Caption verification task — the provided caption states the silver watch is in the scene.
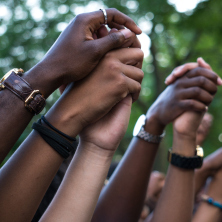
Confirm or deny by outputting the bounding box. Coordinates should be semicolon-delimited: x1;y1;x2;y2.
133;115;165;143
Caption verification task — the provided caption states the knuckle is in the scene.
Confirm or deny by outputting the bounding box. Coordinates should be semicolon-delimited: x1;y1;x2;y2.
109;32;122;45
135;49;144;61
175;79;183;88
212;86;217;94
187;100;195;109
137;69;144;82
212;73;218;82
104;51;113;60
199;76;206;86
108;60;120;73
136;83;142;92
193;87;201;96
206;95;213;104
195;67;202;75
116;73;126;86
75;14;85;22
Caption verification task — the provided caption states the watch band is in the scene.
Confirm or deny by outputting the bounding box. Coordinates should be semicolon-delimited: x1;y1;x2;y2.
137;126;165;143
1;70;46;114
168;147;203;169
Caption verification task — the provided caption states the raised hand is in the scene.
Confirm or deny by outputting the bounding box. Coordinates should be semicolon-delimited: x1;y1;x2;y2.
151;63;218;222
46;47;144;138
59;25;141;94
24;9;142;98
79;95;132;153
165;58;222;86
145;65;218;135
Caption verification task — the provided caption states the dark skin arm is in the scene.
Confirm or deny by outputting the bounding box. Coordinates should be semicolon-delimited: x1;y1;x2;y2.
0;8;141;163
92;65;218;222
151;110;206;222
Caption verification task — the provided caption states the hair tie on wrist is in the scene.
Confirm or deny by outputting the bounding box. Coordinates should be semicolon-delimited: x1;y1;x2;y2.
32;118;76;159
41;115;76;142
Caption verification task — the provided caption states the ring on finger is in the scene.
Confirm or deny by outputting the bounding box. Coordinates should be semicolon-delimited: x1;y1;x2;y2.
100;8;108;25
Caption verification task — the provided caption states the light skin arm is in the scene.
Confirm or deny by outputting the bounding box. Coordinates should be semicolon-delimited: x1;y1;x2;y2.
0;47;143;222
92;65;218;222
0;9;141;163
40;94;133;222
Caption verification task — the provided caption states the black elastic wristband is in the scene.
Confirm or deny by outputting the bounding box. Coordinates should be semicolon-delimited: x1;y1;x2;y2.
41;115;76;142
169;152;203;169
32;119;75;158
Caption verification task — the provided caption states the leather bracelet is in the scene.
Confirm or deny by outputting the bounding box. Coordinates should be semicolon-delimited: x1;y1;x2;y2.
0;69;46;114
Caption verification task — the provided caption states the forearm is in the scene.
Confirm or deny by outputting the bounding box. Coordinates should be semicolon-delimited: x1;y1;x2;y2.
151;135;196;222
92;117;163;222
0;131;64;222
0;106;81;222
192;202;222;222
194;161;212;195
193;169;222;222
40;141;114;222
0;63;60;163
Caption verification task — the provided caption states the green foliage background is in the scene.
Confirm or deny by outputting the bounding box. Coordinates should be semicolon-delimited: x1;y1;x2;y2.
1;0;222;171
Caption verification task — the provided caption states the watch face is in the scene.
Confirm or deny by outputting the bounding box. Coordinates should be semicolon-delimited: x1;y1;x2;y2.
133;114;146;137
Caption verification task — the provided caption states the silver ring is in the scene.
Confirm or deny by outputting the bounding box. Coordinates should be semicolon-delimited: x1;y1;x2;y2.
100;8;107;25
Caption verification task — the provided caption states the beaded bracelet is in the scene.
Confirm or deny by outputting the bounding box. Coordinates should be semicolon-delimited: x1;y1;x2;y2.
201;194;222;210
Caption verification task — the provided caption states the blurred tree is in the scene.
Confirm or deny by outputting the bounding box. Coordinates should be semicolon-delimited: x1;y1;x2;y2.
0;0;222;170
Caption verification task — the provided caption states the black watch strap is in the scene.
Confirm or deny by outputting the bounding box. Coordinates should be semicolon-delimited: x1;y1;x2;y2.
168;149;203;169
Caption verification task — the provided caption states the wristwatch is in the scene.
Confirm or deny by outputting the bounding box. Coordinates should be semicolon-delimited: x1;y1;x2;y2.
168;145;204;169
0;68;46;114
133;114;165;143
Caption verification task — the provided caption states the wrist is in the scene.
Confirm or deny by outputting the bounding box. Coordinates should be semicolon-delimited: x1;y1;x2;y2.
78;140;115;164
22;62;63;98
45;102;84;138
172;130;196;157
144;114;165;135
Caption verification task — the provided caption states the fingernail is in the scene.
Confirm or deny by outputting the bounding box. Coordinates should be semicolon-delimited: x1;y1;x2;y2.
217;77;222;86
120;29;132;39
205;106;208;111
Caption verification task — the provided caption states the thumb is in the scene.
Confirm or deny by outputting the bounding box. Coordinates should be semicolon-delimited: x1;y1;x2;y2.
197;57;212;70
94;29;134;56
